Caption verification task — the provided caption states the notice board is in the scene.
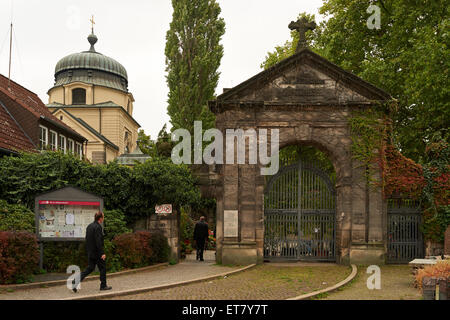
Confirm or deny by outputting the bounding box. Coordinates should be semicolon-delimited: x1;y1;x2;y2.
35;186;103;241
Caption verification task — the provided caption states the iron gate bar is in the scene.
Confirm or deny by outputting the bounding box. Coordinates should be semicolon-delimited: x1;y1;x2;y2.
264;160;336;261
387;198;423;264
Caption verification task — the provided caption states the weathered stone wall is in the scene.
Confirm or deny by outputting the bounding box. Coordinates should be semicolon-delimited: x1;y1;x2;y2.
425;240;444;257
212;104;385;265
132;211;180;262
210;48;390;266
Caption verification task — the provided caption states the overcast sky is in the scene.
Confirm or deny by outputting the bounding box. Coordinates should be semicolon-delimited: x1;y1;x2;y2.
0;0;325;138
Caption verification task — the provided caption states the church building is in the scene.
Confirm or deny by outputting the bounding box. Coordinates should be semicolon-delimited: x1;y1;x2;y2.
47;24;140;164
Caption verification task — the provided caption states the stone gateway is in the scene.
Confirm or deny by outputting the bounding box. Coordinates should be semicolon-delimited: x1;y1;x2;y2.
208;19;394;266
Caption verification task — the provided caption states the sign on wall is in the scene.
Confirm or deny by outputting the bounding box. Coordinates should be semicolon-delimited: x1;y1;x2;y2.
224;210;238;237
38;200;101;240
155;204;172;216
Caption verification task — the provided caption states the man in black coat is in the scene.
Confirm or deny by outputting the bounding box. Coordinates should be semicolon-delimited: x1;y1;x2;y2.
193;216;209;261
73;211;111;292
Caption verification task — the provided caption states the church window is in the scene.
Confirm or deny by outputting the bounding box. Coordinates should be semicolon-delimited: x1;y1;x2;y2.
72;88;86;105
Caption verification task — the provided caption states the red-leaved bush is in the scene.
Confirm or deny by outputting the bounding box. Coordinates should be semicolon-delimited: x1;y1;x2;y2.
414;260;450;290
0;231;39;284
113;231;153;269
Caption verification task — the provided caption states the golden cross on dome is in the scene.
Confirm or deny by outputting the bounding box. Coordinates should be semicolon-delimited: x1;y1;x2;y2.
90;15;95;33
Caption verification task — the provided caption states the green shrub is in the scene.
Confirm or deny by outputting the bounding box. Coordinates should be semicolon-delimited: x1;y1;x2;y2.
0;200;35;232
148;231;170;263
0;231;39;284
180;207;194;243
104;239;122;273
103;209;131;241
43;242;87;273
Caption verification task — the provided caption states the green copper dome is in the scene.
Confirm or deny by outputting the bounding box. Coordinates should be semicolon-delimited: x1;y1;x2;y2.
53;33;128;92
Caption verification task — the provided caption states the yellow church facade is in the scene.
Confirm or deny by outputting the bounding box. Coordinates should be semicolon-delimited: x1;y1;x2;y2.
47;30;140;164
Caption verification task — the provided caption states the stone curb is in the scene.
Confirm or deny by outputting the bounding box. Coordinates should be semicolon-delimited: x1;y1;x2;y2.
0;263;169;292
286;264;358;300
62;263;257;300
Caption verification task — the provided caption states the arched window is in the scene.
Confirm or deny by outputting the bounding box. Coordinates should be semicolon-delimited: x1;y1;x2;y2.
72;88;86;105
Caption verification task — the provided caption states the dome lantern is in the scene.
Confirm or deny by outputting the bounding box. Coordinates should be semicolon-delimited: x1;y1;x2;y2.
88;33;98;52
52;28;129;93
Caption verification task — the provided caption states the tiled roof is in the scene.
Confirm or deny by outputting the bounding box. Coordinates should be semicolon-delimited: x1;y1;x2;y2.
0;92;36;153
0;74;84;140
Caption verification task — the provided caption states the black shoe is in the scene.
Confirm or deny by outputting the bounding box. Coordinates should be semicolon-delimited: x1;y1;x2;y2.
72;280;78;293
100;286;112;291
200;258;204;261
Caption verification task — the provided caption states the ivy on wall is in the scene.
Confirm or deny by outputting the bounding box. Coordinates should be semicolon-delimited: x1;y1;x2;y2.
349;109;449;242
348;108;387;182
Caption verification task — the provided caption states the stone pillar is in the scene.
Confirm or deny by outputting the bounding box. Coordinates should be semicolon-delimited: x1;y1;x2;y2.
335;175;352;265
145;210;179;262
349;161;385;265
215;182;224;264
255;173;265;264
350;163;367;243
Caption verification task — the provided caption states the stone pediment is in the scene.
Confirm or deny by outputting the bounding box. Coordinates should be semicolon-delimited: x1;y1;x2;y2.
213;48;391;107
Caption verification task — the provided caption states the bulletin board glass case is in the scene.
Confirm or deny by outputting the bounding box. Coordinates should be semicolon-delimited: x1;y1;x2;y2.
35;187;104;241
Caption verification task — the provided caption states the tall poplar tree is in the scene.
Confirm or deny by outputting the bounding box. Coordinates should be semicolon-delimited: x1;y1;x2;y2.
165;0;225;134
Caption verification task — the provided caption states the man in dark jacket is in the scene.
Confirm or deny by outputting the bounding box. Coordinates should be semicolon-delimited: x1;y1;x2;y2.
73;211;111;292
193;216;209;261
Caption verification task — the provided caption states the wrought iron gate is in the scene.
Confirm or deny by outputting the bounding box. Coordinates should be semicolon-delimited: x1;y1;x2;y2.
264;160;336;261
387;198;424;263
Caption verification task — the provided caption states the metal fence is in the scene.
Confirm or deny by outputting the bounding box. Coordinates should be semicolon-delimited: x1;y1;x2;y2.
387;198;424;264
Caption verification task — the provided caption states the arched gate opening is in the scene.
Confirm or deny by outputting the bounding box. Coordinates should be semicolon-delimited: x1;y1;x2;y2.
264;147;336;261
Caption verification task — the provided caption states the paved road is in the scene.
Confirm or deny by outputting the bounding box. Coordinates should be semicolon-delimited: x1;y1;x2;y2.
0;251;238;300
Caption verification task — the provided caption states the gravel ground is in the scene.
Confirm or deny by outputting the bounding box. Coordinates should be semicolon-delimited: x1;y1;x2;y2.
108;264;351;300
321;265;422;300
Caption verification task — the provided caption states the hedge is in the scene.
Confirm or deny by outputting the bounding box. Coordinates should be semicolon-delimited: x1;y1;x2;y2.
0;231;39;284
0;200;35;233
113;231;170;268
0;152;201;223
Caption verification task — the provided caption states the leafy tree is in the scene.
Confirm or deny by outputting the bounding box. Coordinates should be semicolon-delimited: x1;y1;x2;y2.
165;0;225;135
155;124;174;158
130;157;201;220
261;2;449;162
137;129;157;157
137;126;173;158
